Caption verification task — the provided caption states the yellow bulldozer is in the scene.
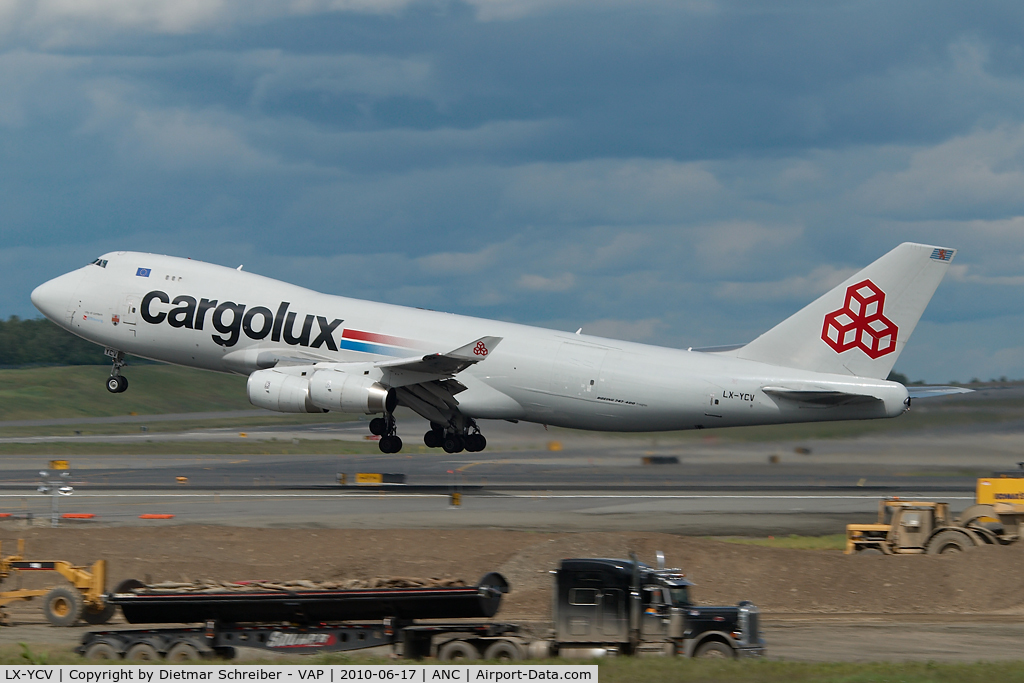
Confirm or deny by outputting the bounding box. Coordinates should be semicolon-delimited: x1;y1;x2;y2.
846;472;1024;555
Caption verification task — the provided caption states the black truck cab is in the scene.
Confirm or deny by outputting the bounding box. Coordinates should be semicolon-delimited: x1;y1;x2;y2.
554;557;764;658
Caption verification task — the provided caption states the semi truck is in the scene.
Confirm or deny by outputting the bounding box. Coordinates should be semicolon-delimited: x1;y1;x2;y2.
78;553;764;661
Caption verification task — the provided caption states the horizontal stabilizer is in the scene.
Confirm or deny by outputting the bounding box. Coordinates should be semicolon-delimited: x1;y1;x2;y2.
906;385;974;399
762;386;882;407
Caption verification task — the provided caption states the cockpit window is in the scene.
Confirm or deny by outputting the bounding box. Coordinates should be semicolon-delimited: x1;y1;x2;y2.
90;258;108;268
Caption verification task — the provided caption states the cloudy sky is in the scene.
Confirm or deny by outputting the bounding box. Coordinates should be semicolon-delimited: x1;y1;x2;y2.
3;0;1023;382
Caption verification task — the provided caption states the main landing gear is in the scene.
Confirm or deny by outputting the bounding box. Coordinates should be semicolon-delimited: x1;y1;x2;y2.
368;416;488;454
423;421;486;454
369;415;402;454
104;349;128;394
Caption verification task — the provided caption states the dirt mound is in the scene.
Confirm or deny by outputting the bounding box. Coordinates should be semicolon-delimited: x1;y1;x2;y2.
1;525;1022;621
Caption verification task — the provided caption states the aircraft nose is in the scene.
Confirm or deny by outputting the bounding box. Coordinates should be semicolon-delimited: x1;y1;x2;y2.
31;271;83;324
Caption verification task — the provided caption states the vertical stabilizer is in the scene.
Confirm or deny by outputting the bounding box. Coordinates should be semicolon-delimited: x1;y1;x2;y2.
730;243;955;379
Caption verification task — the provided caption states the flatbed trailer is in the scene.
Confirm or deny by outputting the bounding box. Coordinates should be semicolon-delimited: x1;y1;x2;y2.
79;619;528;661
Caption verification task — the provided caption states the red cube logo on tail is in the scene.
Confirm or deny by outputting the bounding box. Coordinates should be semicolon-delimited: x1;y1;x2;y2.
821;279;898;359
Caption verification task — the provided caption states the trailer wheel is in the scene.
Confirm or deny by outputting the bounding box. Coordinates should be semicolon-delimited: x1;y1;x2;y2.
125;643;161;661
927;530;972;554
43;586;83;627
82;601;117;625
694;640;734;659
166;642;202;661
84;641;121;660
483;641;520;661
438;640;479;661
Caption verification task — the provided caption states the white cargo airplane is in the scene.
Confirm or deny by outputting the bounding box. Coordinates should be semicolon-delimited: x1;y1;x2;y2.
31;242;966;453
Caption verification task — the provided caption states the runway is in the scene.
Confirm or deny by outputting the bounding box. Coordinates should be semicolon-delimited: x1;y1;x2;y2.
0;397;1020;532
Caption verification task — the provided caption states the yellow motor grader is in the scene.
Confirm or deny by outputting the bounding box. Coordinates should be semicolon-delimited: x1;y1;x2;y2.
0;539;113;626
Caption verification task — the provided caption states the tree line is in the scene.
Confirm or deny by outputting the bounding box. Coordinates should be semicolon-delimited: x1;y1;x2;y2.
0;316;108;366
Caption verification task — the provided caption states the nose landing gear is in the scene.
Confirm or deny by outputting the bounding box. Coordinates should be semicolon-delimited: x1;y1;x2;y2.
104;348;128;394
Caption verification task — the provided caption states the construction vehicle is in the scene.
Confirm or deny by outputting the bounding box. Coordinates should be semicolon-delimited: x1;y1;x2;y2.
0;539;113;626
79;553;764;661
846;495;1024;555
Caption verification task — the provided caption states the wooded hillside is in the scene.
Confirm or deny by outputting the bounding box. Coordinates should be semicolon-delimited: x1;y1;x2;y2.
0;316;107;366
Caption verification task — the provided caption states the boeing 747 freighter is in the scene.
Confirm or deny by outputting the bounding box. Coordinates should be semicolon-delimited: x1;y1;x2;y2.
31;243;965;453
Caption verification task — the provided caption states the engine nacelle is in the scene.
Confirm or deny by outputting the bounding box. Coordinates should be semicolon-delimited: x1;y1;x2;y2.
309;370;396;414
247;369;325;414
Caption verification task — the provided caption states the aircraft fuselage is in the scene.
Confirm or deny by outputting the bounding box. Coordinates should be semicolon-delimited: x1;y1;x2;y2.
31;251;909;433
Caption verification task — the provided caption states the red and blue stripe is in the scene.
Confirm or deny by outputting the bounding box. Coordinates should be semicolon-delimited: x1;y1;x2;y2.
338;329;429;357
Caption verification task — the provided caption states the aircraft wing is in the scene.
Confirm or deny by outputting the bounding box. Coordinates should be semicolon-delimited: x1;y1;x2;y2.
761;386;883;407
375;336;502;376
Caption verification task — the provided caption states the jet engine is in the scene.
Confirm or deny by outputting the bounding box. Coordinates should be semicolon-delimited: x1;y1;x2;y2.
308;370;396;415
247;369;325;413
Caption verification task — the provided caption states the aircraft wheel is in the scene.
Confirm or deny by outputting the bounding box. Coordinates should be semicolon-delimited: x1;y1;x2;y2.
464;434;487;452
369;417;387;436
106;375;128;393
424;430;443;448
379;435;403;454
442;434;464;454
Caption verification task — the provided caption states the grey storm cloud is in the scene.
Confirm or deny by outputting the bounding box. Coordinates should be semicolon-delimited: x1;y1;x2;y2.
1;0;1023;382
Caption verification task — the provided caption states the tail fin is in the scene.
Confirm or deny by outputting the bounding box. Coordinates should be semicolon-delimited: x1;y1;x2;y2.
730;243;956;379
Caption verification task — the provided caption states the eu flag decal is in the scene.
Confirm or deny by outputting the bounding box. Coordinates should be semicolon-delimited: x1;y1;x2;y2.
930;248;953;262
136;267;152;277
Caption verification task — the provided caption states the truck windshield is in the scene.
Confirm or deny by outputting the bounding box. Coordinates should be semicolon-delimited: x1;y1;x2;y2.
669;587;690;605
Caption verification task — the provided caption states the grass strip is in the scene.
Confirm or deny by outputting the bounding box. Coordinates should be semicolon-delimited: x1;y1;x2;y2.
0;439;386;456
716;534;848;550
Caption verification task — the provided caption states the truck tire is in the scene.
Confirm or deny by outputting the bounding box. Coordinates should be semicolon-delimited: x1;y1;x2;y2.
82;601;117;625
166;642;202;661
84;641;121;660
695;640;734;659
125;643;161;661
856;547;884;555
927;530;972;554
438;640;479;661
43;586;83;627
483;640;520;661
